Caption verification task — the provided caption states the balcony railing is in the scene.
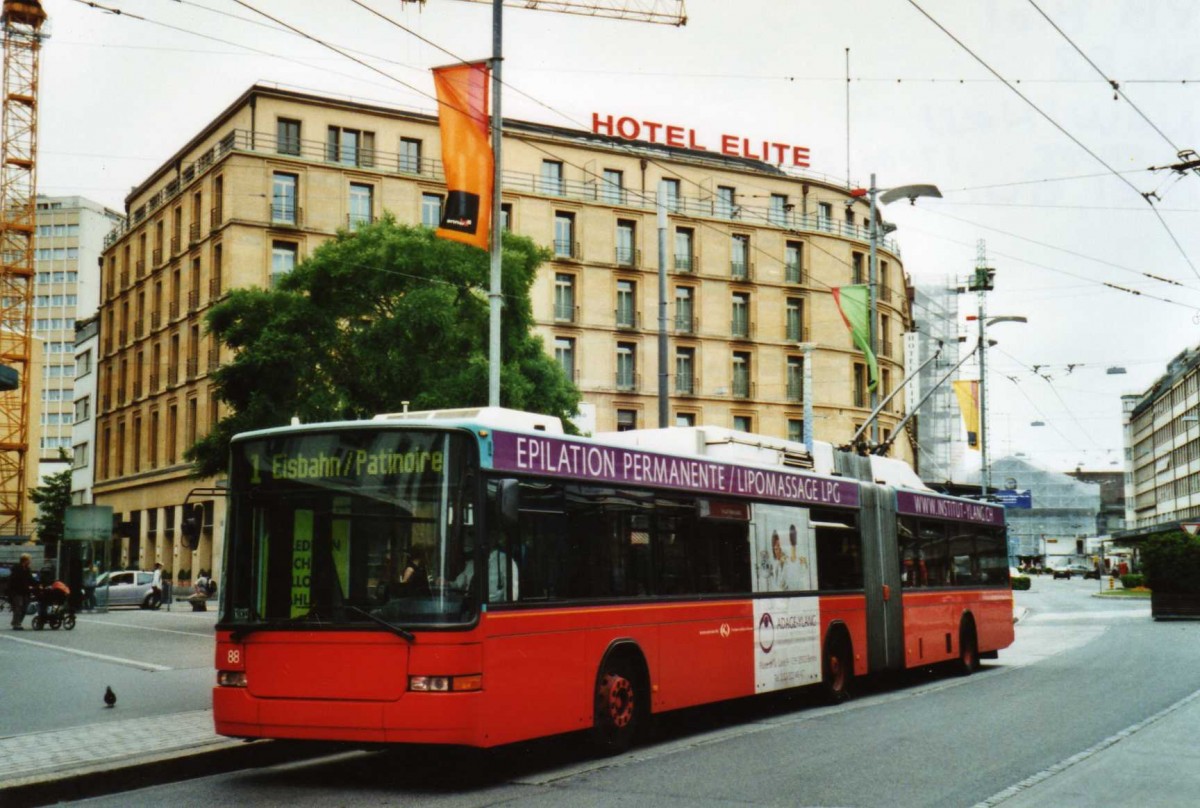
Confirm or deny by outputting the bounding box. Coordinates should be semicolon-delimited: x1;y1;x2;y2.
136;259;146;278
675;375;697;396
149;372;159;391
188;290;200;312
786;324;810;343
186;358;199;379
208;348;220;371
169;301;180;320
732;378;755;399
674;314;697;335
785;262;804;284
105;127;902;255
151;312;161;330
152;248;163;267
731;320;755;340
133;380;143;399
615;309;640;330
167;366;178;386
209;277;223;299
553;240;580;260
271;206;304;228
615;247;640;267
731;261;754;281
189;222;201;244
674;253;695;273
134;318;144;338
210;207;222;230
170;235;181;255
120;269;130;288
787;382;803;403
553;303;578;323
347;213;375;230
615;372;639;392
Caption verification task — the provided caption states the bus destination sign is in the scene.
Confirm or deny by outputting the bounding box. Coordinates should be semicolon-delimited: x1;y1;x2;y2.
895;491;1004;526
492;432;858;508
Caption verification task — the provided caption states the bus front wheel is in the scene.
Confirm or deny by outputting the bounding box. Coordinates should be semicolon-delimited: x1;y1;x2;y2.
592;658;640;755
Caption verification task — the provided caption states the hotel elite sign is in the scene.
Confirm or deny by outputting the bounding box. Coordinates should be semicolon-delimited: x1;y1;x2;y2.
592;112;811;168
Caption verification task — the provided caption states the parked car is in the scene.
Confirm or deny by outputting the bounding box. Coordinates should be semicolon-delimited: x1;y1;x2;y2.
94;570;160;609
1052;563;1091;580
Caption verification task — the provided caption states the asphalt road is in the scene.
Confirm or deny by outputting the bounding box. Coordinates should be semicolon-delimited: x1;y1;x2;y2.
43;576;1191;808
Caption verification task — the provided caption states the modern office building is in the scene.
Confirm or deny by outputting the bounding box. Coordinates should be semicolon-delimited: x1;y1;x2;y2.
70;315;100;505
31;196;123;482
95;84;916;577
1119;345;1200;538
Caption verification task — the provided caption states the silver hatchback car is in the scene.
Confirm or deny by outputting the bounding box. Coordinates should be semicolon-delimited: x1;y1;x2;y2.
94;570;161;609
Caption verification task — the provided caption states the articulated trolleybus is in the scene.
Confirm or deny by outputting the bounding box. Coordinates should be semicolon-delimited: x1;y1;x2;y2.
214;408;1013;751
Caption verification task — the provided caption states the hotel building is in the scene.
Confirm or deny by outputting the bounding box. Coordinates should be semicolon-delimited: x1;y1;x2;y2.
96;85;914;576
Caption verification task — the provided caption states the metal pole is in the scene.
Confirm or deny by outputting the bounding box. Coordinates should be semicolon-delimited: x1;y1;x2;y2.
978;283;989;497
657;183;669;427
867;173;878;445
487;0;503;407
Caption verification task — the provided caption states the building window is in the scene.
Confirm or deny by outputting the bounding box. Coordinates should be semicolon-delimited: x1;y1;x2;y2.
716;185;736;218
616;342;636;391
601;169;624;204
788;418;804;443
880;313;892;357
554;212;575;258
272;242;298;286
616;219;637;266
74;396;90;423
731;292;750;338
769;193;788;225
75;349;92;378
733;415;753;433
674;228;694;272
675;412;696;427
349;183;374;229
421;193;443;228
327;126;375;167
818;202;833;231
785;241;803;283
732;351;751;398
500;202;513;232
554;337;575;381
540;160;564;196
616;280;637;328
786;297;805;342
616;409;637;432
661;177;681;212
399;137;422;173
674;286;694;334
277;118;301;156
72;442;89;470
675;347;695;395
554;273;576;322
853;362;868;408
787;356;804;402
731;234;750;279
167;403;178;465
271;172;298;224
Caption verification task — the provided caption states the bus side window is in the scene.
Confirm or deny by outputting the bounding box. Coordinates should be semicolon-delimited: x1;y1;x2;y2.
513;481;566;602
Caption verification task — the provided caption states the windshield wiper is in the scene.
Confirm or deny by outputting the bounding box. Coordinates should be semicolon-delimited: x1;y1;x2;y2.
343;605;415;643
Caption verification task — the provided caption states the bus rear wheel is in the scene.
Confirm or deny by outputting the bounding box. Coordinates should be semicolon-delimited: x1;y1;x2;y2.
821;634;853;704
592;659;640;755
956;621;979;676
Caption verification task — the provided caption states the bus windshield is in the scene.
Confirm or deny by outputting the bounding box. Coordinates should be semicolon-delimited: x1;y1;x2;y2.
221;428;478;629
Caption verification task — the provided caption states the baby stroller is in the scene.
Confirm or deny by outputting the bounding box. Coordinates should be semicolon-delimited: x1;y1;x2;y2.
33;580;76;631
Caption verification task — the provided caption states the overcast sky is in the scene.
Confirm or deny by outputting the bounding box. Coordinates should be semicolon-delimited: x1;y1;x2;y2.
37;0;1200;473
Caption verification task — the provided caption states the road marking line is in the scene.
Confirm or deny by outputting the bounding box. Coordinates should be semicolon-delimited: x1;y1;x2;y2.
73;618;212;638
973;687;1200;807
0;633;172;671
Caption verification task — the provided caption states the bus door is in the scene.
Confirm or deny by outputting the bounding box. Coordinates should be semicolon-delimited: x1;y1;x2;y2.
859;484;904;673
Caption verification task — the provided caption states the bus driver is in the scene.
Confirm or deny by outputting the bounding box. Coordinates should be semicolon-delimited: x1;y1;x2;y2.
448;545;519;603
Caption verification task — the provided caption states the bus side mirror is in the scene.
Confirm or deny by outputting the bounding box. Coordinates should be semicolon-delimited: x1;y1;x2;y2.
496;479;520;530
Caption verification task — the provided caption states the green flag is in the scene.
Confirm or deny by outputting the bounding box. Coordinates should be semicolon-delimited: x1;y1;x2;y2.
833;285;878;391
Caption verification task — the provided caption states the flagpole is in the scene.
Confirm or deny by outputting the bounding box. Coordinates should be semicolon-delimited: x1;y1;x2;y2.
488;0;503;408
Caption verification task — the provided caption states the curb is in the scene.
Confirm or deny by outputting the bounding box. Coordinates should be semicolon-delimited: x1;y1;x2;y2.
0;738;340;808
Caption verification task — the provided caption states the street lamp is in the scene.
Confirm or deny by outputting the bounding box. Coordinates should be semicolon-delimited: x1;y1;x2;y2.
965;314;1027;497
853;178;942;444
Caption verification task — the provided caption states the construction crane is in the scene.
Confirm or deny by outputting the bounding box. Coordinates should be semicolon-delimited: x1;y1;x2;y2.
0;0;46;539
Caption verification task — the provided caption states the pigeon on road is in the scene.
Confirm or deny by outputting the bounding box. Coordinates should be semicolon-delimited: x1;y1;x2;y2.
104;686;116;708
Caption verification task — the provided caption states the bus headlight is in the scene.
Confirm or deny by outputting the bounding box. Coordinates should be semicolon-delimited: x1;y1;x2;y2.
409;674;481;692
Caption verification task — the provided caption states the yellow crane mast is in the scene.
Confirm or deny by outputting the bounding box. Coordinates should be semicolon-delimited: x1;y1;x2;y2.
0;0;46;538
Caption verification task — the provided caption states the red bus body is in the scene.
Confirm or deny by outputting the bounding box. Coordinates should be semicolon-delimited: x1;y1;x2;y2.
213;413;1013;748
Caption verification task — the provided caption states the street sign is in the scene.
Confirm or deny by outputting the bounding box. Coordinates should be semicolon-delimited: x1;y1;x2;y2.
1182;522;1200;536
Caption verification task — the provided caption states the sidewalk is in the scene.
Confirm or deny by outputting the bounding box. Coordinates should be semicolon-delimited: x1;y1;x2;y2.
981;687;1200;807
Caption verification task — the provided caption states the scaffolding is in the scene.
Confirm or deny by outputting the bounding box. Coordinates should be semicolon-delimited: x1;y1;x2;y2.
0;1;46;537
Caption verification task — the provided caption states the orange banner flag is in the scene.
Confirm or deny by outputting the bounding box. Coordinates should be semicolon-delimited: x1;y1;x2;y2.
432;62;493;251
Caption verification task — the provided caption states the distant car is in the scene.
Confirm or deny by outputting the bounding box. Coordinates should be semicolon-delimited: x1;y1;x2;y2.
1083;568;1103;580
94;570;160;609
1052;563;1090;580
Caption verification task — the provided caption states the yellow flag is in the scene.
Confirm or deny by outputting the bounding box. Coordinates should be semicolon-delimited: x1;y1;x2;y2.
953;380;980;448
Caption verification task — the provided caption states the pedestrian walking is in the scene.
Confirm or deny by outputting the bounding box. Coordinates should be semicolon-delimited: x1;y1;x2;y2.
8;553;34;630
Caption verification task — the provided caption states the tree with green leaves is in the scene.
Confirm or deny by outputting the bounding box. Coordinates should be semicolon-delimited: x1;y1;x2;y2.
187;216;581;477
29;453;73;546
